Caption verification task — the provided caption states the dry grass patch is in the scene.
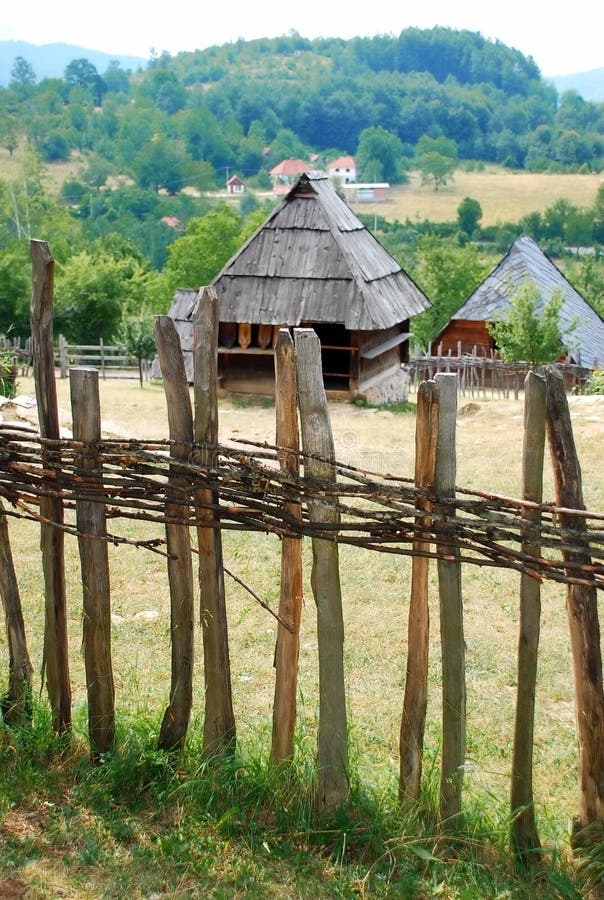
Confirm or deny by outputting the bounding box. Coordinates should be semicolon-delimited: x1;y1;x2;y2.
351;168;604;226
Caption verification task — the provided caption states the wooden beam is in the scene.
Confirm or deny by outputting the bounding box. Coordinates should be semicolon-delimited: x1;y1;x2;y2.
435;372;465;829
295;327;348;811
271;329;303;764
511;370;546;863
70;367;115;758
400;379;439;800
545;366;604;845
154;316;195;753
193;286;236;757
30;239;71;734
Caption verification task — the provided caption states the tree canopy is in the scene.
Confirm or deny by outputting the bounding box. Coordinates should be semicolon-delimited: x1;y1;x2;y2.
486;282;569;369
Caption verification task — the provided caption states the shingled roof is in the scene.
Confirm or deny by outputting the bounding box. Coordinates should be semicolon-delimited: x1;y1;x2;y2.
451;235;604;369
211;172;430;330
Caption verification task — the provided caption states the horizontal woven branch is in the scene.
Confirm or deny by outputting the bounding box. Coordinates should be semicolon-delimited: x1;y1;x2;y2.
1;424;602;589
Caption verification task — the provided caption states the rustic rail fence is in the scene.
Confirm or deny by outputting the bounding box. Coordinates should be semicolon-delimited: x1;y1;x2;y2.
1;241;604;864
56;335;150;381
0;334;150;385
409;349;591;398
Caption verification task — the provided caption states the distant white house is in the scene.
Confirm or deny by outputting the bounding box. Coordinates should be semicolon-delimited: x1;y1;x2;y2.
327;155;357;184
226;174;245;194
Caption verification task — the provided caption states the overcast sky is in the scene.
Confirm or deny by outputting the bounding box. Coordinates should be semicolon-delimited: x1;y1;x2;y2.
1;0;602;77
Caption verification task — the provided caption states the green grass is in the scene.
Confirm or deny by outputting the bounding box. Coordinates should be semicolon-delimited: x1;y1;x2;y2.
0;705;593;898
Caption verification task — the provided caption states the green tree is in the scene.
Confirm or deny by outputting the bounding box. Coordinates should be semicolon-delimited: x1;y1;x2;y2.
64;58;105;106
415;136;458;190
162;205;261;302
410;235;490;351
592;183;604;244
133;136;188;194
116;312;157;386
0;114;19;157
486;282;568;369
356;126;405;184
9;56;37;100
54;238;162;343
0;241;31;336
457;197;482;238
562;255;604;319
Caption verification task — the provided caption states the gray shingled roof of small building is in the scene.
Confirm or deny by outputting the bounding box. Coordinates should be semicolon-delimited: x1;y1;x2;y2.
452;235;604;369
149;288;198;381
211;172;430;330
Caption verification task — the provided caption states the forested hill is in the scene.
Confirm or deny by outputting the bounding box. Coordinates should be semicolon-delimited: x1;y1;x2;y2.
1;28;603;189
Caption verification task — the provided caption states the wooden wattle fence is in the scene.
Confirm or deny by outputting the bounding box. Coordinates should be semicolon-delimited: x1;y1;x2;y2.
1;241;604;862
409;349;591;398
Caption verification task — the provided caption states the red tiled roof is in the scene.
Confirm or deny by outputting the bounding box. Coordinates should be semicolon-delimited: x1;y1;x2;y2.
269;158;312;176
328;155;356;169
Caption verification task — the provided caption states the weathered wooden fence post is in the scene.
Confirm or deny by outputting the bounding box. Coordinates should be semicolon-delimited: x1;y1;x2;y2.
400;379;439;800
434;372;465;828
30;239;72;733
193;286;236;756
271;329;303;764
511;370;546;863
0;500;33;724
59;334;68;379
295;327;348;811
545;366;604;845
70;366;115;757
154;316;195;753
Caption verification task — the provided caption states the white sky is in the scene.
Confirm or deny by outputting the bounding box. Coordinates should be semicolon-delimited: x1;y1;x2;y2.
1;0;602;78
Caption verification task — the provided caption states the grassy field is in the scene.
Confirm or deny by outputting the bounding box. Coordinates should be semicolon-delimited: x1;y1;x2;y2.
1;376;603;896
349;168;604;227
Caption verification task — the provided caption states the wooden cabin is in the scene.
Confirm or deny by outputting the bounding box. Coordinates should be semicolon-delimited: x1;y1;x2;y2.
154;173;430;402
433;235;604;370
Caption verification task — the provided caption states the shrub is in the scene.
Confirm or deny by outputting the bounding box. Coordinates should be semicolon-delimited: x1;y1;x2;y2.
586;369;604;394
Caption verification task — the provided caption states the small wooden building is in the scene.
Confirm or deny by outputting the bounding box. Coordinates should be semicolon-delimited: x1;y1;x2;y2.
156;173;430;400
433;235;604;369
226;174;245;194
154;174;429;399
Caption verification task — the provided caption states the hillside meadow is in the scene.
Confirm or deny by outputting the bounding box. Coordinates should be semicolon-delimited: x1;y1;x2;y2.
1;376;603;896
349;167;604;227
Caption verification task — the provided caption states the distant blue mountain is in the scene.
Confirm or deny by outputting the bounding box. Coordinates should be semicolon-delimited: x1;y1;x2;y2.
0;40;147;85
547;67;604;102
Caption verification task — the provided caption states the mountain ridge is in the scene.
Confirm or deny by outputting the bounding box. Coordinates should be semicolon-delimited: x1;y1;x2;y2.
0;40;147;85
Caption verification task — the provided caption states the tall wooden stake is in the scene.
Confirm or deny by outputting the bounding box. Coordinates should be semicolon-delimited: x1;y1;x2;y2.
193;286;236;756
0;500;33;724
271;329;303;764
30;239;71;733
511;371;546;863
400;379;439;800
154;316;195;752
295;328;348;811
70;367;115;757
545;366;604;844
435;372;465;828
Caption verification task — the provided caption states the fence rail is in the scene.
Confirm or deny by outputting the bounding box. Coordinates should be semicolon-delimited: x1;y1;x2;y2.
56;335;149;380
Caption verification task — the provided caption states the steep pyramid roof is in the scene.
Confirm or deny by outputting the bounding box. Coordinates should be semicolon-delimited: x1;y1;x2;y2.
452;235;604;368
212;173;430;330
